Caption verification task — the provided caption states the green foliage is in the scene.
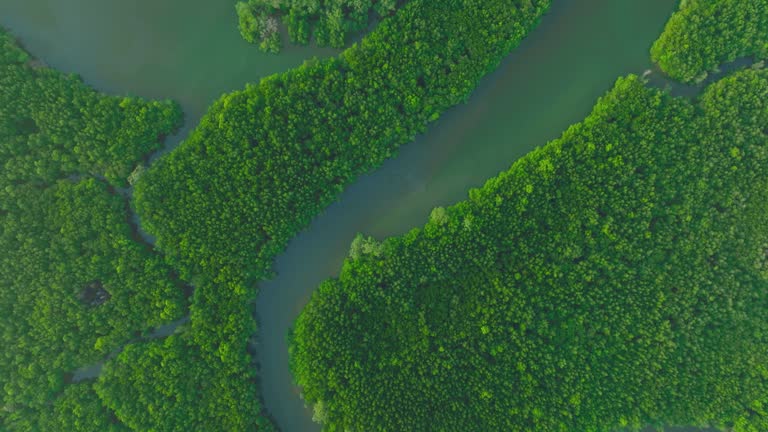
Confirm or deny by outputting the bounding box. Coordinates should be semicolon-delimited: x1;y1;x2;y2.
138;0;551;284
37;384;128;432
289;70;768;431
236;1;260;44
123;1;549;429
235;0;405;52
236;1;282;52
0;27;185;430
96;331;275;432
0;179;186;409
651;0;768;83
0;31;28;65
0;181;187;431
0;28;181;188
96;273;277;431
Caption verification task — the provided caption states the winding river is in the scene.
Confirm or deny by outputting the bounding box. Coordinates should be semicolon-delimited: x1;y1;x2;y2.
1;0;720;431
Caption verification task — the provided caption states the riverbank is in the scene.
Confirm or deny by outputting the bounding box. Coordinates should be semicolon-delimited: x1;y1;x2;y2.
257;1;680;430
1;0;740;430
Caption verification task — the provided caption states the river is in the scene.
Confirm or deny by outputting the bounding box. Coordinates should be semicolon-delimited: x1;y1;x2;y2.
0;0;719;431
0;0;338;156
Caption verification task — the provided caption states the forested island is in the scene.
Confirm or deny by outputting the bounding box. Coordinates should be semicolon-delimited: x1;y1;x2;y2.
2;0;768;430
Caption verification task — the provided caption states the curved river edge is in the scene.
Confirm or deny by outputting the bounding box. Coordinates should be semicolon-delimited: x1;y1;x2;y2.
254;6;762;432
69;53;762;423
645;57;761;98
2;0;760;431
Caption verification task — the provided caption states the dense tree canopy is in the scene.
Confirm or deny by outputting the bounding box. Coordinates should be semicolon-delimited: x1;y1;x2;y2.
0;180;186;416
138;0;551;285
36;384;129;432
0;28;185;430
0;30;181;189
9;0;765;429
651;0;768;83
236;0;404;52
289;69;768;431
96;330;276;432
0;30;28;65
113;1;549;429
95;271;276;430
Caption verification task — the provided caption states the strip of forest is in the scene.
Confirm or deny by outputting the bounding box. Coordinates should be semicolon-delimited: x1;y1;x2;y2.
136;0;551;288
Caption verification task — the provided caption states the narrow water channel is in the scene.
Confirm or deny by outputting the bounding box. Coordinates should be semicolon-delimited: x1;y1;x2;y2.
1;0;720;431
0;0;337;155
255;1;713;431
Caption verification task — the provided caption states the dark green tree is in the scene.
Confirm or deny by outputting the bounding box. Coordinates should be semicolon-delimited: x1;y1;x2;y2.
290;69;768;431
235;0;404;52
0;27;185;430
651;0;768;83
